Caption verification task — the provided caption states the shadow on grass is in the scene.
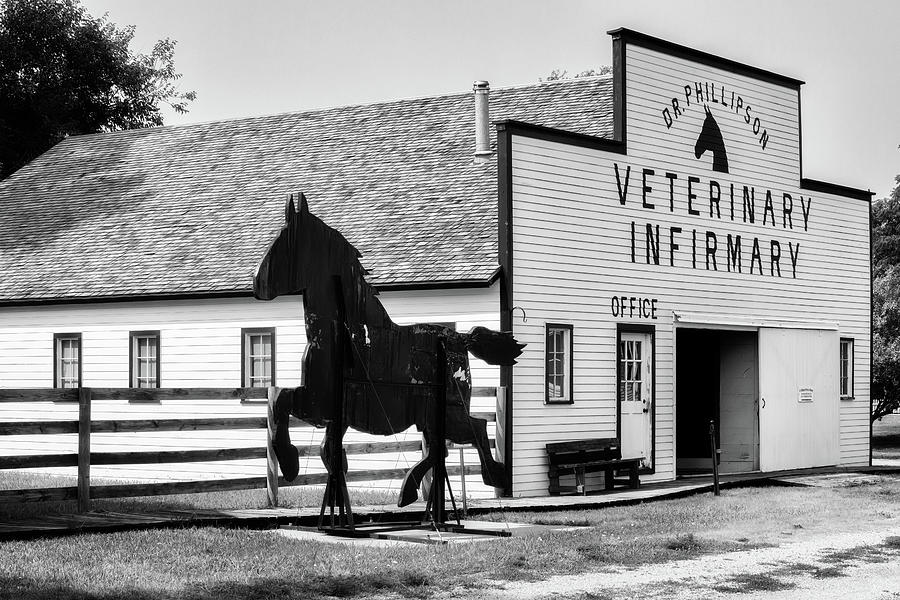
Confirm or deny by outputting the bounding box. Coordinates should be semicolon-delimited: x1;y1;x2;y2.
820;544;893;566
786;562;848;579
575;533;758;565
569;593;615;600
531;515;592;527
712;573;796;594
0;572;435;600
0;480;399;522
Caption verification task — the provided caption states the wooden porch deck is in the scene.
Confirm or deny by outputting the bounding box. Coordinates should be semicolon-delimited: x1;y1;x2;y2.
1;465;896;541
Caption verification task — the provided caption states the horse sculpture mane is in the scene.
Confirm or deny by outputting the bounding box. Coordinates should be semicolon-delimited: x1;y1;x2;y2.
695;105;729;174
254;193;524;513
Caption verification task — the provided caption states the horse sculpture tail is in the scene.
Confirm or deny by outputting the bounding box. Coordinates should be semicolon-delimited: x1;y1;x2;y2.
464;326;525;366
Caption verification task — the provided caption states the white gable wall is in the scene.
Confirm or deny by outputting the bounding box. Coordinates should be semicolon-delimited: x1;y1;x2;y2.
625;45;801;183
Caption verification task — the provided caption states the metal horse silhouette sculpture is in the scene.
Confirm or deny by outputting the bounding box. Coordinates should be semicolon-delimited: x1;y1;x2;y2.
254;193;523;525
695;105;729;174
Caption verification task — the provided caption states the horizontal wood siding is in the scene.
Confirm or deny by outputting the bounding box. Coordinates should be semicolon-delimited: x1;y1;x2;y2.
0;287;503;497
624;45;801;186
0;297;305;388
508;46;869;496
0;289;499;390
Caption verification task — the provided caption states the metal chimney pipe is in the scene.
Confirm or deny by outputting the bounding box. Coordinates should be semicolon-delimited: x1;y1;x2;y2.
473;81;492;162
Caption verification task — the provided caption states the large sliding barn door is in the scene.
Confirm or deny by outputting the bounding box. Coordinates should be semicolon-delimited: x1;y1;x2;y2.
758;328;839;471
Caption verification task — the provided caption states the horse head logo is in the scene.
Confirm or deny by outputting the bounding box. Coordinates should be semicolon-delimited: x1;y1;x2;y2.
695;105;729;174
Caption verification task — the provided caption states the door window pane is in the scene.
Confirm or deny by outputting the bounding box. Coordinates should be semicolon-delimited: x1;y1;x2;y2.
619;336;649;404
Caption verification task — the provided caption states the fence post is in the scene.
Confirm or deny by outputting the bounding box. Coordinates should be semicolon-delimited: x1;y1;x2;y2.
709;419;720;496
77;387;91;513
266;386;279;507
458;446;467;517
494;386;506;499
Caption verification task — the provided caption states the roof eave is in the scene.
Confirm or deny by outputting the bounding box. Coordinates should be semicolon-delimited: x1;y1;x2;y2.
0;270;501;307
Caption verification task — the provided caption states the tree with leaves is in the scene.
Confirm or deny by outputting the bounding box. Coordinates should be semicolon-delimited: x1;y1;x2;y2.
872;174;900;422
0;0;195;179
542;66;612;82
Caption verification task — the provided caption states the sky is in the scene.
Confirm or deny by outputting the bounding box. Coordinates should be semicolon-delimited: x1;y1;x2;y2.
81;0;900;198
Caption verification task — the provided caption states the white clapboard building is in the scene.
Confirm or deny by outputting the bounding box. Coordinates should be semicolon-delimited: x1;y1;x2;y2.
0;29;871;497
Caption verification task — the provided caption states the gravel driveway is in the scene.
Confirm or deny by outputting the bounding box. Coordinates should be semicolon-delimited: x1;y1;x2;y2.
458;519;900;599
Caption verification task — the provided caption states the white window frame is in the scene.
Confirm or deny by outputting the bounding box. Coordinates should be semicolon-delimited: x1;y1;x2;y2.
130;331;160;388
243;328;276;388
54;333;81;389
840;338;854;399
545;323;573;404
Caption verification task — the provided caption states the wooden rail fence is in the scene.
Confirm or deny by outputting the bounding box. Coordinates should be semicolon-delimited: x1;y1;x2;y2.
0;386;501;512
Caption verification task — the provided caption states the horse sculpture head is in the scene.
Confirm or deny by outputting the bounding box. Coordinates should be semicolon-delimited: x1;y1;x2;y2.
694;105;729;174
254;192;363;301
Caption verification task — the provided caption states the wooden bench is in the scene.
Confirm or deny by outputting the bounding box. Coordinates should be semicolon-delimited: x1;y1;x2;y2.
546;438;641;495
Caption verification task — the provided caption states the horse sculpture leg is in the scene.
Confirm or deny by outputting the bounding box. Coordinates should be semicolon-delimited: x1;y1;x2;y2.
272;387;301;480
398;433;435;508
320;421;349;477
467;415;507;489
319;421;353;527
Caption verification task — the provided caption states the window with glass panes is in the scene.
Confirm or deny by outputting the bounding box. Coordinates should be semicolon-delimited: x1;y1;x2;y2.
130;332;159;388
243;328;275;388
54;334;81;388
545;324;572;403
619;337;644;404
840;338;854;398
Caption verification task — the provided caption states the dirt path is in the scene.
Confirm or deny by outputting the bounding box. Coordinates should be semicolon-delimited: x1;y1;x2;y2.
459;520;900;600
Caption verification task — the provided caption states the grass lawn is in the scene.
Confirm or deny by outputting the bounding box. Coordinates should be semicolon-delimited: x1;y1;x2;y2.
873;413;900;461
1;476;899;600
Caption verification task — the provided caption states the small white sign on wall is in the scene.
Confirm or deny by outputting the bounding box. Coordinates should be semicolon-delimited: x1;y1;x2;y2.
798;387;814;403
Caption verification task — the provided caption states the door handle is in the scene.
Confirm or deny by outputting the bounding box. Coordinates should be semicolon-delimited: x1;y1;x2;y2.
760;397;766;409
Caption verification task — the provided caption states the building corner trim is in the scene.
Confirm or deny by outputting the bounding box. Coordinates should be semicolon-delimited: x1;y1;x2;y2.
497;123;515;497
869;202;875;466
612;34;627;145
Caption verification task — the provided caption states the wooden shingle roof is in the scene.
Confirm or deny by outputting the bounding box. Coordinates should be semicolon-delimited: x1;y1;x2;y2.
0;77;613;303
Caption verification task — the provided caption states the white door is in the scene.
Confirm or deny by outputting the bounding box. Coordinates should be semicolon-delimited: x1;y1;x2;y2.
619;332;653;468
758;328;839;471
